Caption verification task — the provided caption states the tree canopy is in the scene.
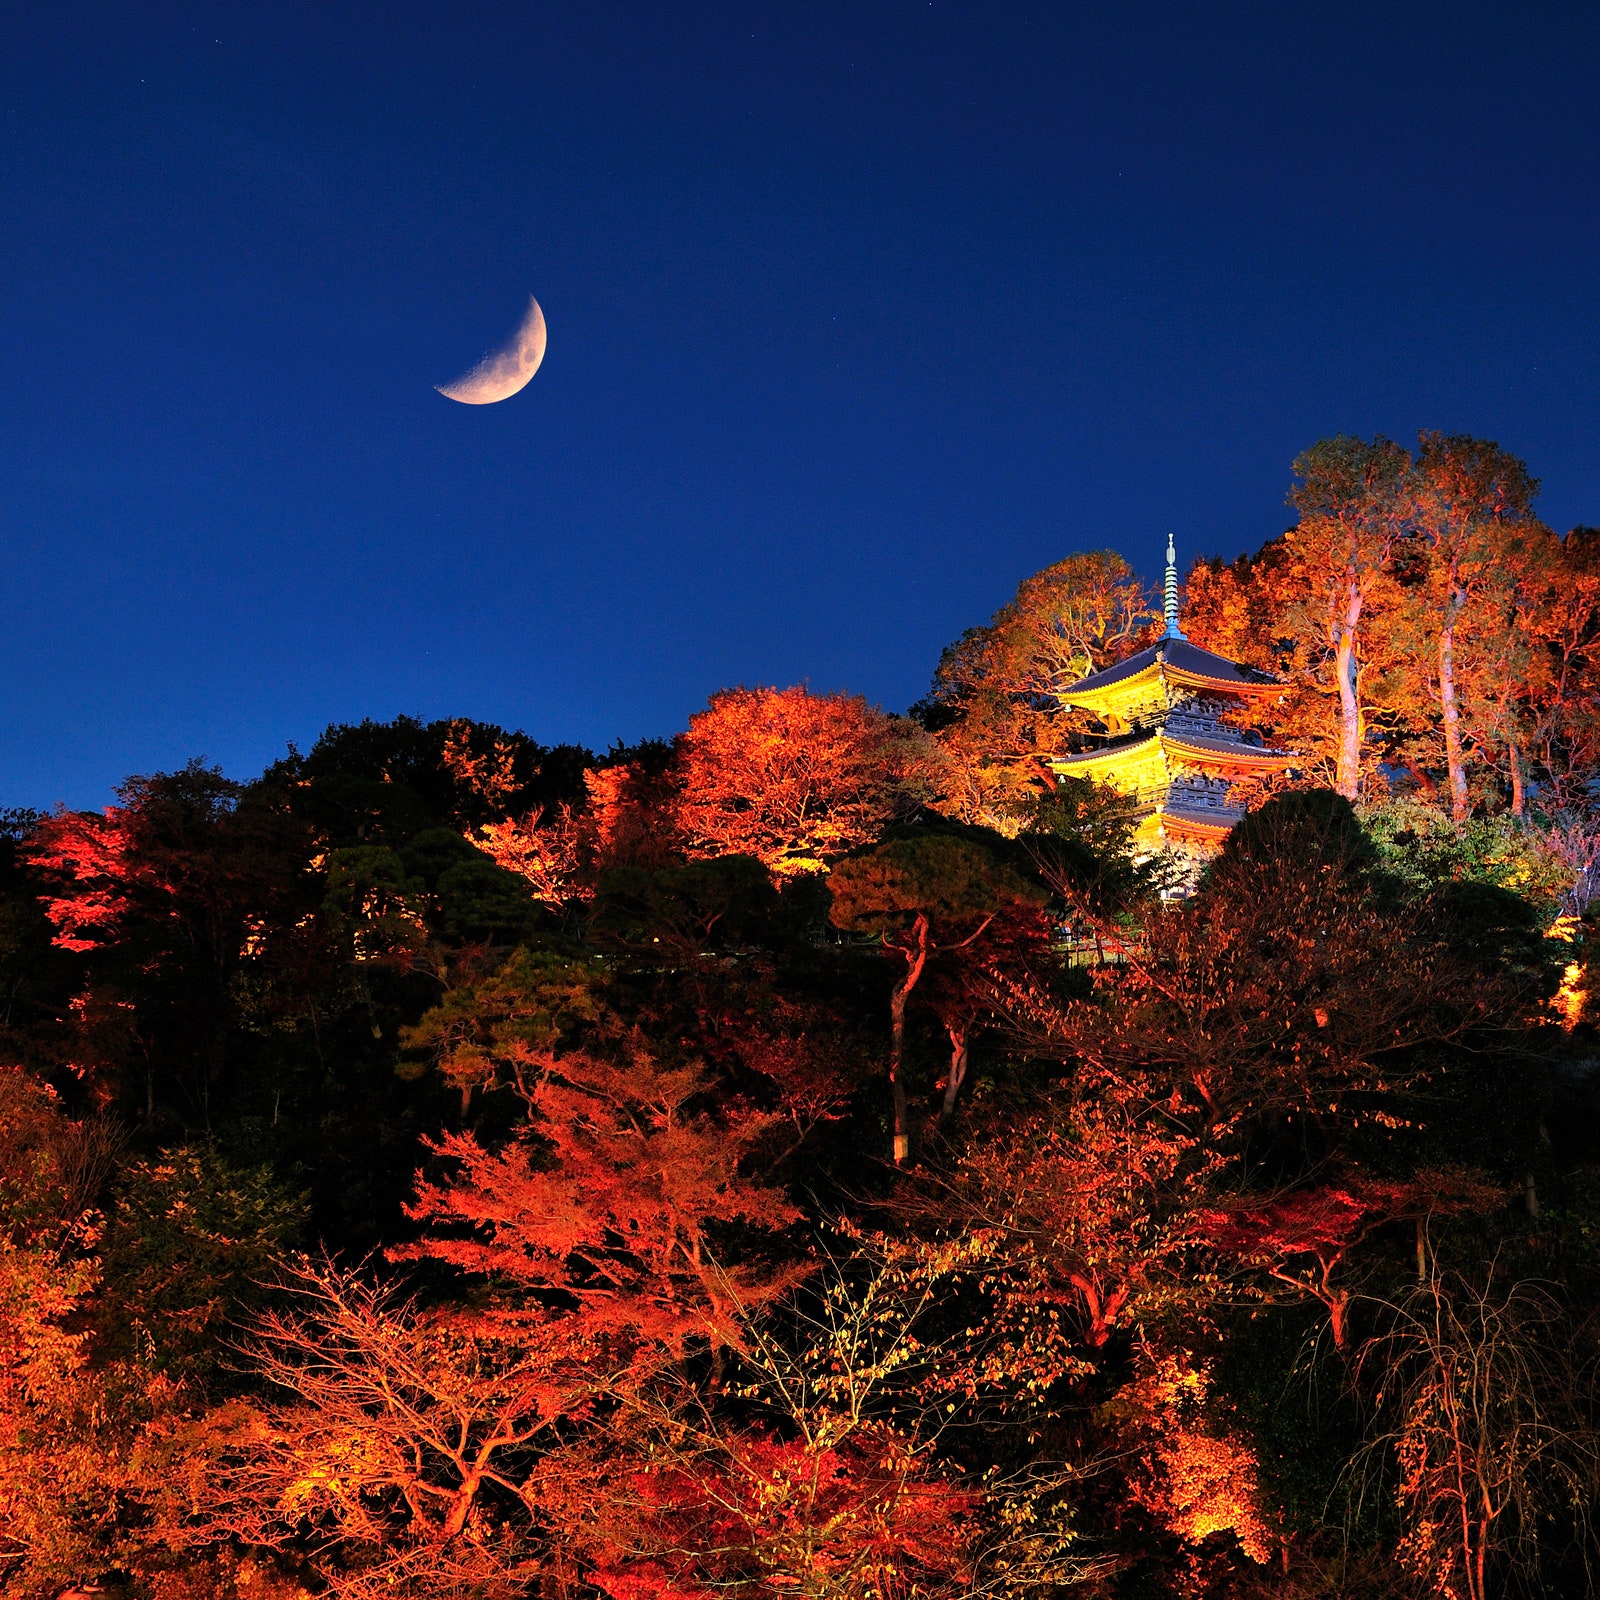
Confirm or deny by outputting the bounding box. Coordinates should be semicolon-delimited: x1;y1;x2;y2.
1;431;1598;1600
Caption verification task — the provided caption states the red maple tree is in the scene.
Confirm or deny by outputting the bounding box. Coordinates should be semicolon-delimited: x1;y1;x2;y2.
397;1049;803;1355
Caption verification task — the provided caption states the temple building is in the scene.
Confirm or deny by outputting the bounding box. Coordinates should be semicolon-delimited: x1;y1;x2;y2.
1048;538;1292;856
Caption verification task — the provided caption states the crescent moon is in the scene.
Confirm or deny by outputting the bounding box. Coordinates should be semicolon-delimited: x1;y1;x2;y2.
436;296;547;404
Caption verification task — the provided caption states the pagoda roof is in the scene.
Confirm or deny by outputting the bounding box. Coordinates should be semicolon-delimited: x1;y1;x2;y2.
1050;729;1292;774
1058;638;1281;707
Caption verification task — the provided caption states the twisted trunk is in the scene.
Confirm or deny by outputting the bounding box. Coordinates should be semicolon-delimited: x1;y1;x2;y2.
887;913;930;1164
940;1021;969;1120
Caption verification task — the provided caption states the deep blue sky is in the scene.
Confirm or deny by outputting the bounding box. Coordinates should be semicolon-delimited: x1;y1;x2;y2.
3;2;1598;808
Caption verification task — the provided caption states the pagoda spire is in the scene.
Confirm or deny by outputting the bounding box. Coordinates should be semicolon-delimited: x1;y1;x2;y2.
1163;535;1185;639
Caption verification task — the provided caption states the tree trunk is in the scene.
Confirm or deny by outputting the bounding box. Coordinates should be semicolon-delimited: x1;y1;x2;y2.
1509;742;1526;818
1438;612;1471;822
442;1473;481;1537
887;913;930;1164
1334;581;1364;800
940;1021;969;1120
1328;1288;1350;1351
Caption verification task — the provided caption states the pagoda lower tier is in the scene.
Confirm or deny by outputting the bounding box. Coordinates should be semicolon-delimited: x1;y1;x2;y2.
1049;723;1293;851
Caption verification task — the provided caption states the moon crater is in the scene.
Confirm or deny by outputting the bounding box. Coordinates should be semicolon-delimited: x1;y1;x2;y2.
437;296;546;404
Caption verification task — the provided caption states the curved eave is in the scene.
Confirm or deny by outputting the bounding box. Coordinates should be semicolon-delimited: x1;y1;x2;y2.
1056;663;1164;710
1161;736;1293;771
1050;733;1292;773
1048;734;1161;771
1159;808;1240;844
1162;666;1283;699
1059;664;1282;712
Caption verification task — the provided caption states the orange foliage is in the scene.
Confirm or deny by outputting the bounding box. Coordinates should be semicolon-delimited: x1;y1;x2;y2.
472;805;588;907
713;989;873;1154
926;551;1158;831
1203;1172;1497;1349
149;1042;807;1594
591;1430;975;1600
27;807;135;952
1184;540;1378;792
1365;1268;1598;1600
582;758;687;873
0;1070;169;1594
1407;434;1544;820
583;1250;983;1600
1183;437;1600;815
397;1049;802;1354
439;718;523;814
1524;528;1600;807
940;1100;1217;1375
1110;1350;1278;1567
675;687;935;876
146;1260;593;1600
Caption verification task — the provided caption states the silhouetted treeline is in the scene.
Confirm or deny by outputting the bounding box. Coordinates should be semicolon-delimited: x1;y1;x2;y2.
4;434;1600;1600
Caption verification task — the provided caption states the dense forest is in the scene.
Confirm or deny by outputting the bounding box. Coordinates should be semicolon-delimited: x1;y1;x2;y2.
3;432;1600;1600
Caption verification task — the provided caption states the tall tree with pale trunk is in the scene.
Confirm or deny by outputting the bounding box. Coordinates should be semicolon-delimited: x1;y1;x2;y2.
1409;435;1541;821
1285;435;1411;800
1453;523;1561;816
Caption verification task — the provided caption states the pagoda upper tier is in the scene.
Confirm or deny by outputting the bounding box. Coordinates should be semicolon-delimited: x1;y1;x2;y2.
1048;571;1292;852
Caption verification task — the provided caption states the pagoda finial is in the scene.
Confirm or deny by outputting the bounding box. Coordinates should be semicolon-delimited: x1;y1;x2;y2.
1163;535;1185;639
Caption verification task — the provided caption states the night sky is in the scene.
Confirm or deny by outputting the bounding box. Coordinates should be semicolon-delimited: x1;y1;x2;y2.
3;3;1598;808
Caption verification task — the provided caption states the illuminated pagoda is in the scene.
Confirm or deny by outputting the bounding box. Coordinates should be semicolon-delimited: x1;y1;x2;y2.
1048;538;1292;856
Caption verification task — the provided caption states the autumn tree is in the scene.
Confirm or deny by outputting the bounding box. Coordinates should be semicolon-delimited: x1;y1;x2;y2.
1201;1170;1497;1352
1041;792;1538;1149
169;1251;1015;1600
584;1254;987;1600
1101;1347;1281;1570
919;1096;1217;1369
26;765;321;1125
582;742;687;874
828;830;1046;1163
1181;540;1350;783
1407;434;1544;820
675;687;936;877
920;552;1158;830
470;807;588;910
1522;526;1600;810
1353;1262;1600;1600
148;1259;594;1600
1283;435;1412;800
468;740;689;910
0;1068;168;1596
156;1039;807;1593
1450;520;1563;815
1184;437;1600;815
396;1048;803;1354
